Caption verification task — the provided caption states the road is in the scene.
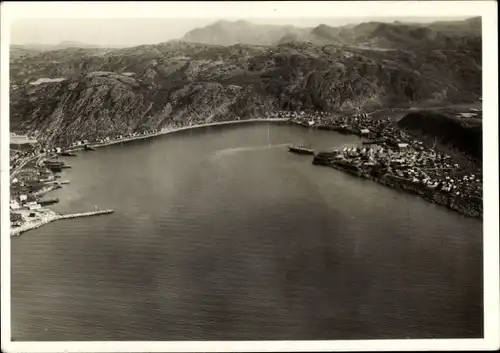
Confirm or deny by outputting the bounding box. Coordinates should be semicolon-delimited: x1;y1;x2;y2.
10;149;44;181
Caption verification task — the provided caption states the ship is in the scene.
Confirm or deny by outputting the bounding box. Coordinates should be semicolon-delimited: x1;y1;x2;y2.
288;144;315;155
60;151;77;156
84;145;96;151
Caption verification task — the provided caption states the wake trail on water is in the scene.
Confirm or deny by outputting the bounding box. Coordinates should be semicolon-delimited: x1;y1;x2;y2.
210;143;290;161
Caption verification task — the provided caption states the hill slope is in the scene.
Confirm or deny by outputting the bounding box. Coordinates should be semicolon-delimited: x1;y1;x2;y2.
398;110;482;159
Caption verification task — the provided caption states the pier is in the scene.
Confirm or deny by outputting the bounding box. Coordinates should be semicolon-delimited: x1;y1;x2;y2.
59;209;114;220
11;209;114;237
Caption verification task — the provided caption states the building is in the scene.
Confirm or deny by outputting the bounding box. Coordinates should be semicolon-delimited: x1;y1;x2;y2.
19;194;28;202
360;128;370;135
28;204;41;211
397;143;409;150
308;121;315;126
10;200;20;210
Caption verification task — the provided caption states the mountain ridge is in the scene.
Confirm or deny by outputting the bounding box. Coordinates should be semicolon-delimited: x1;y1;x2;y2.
10;18;482;148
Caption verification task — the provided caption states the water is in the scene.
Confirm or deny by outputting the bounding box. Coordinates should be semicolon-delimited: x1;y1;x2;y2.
11;122;483;341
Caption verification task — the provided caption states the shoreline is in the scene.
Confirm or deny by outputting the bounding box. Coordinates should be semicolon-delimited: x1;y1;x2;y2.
11;114;481;236
312;157;482;219
76;118;290;150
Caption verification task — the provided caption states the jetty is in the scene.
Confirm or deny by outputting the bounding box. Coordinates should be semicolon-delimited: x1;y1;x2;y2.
11;209;114;237
59;209;114;220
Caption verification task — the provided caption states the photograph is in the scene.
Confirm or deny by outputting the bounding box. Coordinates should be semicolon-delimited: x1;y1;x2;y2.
1;1;498;352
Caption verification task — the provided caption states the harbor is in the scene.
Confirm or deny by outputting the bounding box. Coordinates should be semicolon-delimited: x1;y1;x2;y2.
10;111;482;234
10;147;113;236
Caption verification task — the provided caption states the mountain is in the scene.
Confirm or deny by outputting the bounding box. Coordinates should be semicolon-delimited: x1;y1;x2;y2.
9;18;482;147
183;18;481;52
182;20;309;46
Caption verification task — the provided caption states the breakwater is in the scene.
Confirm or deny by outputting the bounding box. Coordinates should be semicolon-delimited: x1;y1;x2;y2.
59;210;114;220
11;210;114;237
313;153;482;219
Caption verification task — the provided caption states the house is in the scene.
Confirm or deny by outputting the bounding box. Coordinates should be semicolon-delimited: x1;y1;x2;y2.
19;194;28;202
397;143;409;150
360;128;370;135
308;120;315;126
10;200;20;210
28;204;41;211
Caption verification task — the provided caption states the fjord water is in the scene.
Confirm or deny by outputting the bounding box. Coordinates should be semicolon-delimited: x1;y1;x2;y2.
11;123;483;340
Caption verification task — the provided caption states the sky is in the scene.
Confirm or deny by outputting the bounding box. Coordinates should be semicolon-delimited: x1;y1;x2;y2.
4;1;480;47
10;16;472;47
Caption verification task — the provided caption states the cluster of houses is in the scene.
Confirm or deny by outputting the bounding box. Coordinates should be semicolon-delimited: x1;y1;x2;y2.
9;146;39;170
270;109;409;145
330;144;482;200
39;129;163;153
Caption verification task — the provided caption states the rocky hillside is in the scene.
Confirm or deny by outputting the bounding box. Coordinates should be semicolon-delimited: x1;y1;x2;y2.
398;110;482;159
10;18;482;146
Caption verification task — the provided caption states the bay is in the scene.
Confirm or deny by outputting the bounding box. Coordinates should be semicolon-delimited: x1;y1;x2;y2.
11;122;483;341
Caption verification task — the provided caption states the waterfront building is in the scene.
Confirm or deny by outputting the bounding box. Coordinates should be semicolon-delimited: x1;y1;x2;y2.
28;204;42;211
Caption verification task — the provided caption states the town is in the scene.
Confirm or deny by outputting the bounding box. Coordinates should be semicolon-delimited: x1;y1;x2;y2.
278;108;483;218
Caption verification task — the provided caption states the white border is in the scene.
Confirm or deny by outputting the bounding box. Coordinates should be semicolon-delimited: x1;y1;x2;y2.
1;1;499;352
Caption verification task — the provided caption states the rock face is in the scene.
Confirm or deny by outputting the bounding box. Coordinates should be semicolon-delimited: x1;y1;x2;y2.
10;18;481;145
398;111;482;159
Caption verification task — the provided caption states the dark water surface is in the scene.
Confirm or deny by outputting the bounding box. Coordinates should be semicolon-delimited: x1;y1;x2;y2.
11;122;483;340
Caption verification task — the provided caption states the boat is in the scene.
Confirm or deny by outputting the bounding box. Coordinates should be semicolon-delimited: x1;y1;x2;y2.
288;144;315;155
61;164;72;169
60;151;77;156
38;198;59;206
84;145;96;151
362;139;384;145
43;160;63;166
48;166;62;172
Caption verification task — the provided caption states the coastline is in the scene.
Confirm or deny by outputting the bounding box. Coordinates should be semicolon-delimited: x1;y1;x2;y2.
85;118;290;149
11;119;288;237
11;114;481;237
312;156;482;219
